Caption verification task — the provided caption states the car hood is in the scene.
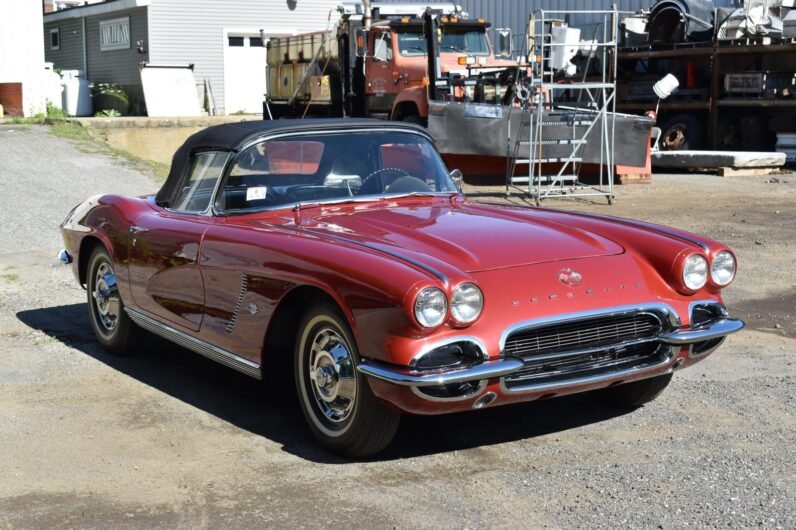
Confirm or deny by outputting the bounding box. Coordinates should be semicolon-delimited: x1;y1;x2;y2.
289;201;624;273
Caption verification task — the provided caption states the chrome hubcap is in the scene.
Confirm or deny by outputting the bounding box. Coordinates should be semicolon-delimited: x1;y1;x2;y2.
307;328;356;423
93;262;120;332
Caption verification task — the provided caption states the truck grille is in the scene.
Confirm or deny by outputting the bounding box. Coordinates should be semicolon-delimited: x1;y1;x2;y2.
503;312;670;390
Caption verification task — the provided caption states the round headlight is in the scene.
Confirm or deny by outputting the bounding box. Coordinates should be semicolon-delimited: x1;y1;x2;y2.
414;287;447;328
683;254;708;290
711;250;736;286
450;283;484;324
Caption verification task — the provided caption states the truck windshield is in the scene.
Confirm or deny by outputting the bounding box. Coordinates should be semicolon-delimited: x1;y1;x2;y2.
216;131;458;212
397;28;490;56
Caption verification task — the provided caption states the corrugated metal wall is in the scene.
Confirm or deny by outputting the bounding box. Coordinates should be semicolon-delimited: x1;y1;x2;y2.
379;1;737;46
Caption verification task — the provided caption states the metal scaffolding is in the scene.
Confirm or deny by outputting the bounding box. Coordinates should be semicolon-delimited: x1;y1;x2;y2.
507;9;618;205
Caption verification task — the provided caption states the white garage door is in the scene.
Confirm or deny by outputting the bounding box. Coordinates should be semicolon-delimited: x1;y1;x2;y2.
224;33;267;115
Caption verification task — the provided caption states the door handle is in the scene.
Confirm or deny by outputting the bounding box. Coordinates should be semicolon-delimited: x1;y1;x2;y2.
130;226;150;235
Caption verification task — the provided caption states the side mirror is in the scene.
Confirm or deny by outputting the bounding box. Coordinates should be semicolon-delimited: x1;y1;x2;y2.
449;168;464;193
355;28;368;58
495;28;512;58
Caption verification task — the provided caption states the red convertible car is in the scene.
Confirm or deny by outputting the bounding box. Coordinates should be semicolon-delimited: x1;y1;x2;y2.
59;119;744;457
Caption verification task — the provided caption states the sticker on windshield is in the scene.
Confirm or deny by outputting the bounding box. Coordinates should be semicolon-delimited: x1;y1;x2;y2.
246;186;267;201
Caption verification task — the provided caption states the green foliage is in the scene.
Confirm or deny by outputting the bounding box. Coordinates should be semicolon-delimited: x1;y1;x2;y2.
92;83;130;113
95;109;122;118
46;101;66;120
51;121;91;141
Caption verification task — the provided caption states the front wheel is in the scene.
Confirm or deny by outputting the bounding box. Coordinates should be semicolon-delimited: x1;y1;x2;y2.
595;373;673;408
86;245;146;356
294;302;400;457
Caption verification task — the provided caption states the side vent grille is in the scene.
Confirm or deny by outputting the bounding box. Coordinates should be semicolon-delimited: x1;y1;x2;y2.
225;273;249;334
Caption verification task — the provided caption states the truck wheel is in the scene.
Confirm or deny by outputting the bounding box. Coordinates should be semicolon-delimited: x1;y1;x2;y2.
595;373;672;408
294;302;400;458
660;114;704;150
402;114;427;127
86;245;146;356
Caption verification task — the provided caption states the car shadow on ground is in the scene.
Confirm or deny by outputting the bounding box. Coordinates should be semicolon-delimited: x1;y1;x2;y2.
18;304;633;464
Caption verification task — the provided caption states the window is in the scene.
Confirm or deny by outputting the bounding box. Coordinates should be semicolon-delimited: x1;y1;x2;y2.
171;152;230;213
50;29;60;51
373;32;393;62
228;36;244;47
249;37;263;47
99;17;130;51
215;132;456;213
397;28;490;56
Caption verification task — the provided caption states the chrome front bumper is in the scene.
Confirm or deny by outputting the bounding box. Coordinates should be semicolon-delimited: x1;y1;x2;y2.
357;316;745;388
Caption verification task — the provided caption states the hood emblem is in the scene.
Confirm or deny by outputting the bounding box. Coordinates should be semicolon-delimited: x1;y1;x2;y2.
558;268;583;286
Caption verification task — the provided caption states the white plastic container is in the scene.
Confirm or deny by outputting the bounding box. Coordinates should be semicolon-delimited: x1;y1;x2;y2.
653;74;680;99
550;25;581;72
61;70;93;117
43;63;64;111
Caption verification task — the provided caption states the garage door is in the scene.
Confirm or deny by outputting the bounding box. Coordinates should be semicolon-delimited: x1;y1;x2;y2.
224;33;267;115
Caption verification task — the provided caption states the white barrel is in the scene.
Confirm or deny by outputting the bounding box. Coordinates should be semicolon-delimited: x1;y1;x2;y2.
61;71;93;117
653;74;680;99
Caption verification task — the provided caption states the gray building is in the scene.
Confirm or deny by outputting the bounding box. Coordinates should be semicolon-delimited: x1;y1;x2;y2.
43;0;341;115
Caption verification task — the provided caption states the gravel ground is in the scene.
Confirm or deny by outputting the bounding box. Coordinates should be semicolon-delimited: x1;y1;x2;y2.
0;124;793;529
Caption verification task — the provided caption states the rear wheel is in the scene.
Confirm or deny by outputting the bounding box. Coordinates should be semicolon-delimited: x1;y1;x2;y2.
596;373;673;408
294;302;400;457
86;245;146;356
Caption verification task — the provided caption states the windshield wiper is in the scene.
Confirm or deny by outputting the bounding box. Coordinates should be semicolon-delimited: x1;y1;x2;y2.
382;191;459;200
293;196;378;211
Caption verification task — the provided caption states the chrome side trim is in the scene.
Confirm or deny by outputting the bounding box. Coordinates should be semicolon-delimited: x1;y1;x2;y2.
550;209;711;252
660;317;744;345
500;349;676;394
410;380;488;402
125;308;262;379
408;335;489;368
357;358;525;387
291;226;450;285
498;303;681;353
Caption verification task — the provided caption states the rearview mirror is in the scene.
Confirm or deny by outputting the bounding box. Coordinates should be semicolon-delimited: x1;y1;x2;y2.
355;28;368;58
450;168;464;193
495;28;512;58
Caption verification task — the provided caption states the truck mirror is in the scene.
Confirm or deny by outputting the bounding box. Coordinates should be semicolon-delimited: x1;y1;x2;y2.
356;28;368;58
496;29;512;58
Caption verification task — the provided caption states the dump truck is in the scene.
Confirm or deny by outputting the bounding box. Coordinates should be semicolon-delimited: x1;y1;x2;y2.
264;1;519;123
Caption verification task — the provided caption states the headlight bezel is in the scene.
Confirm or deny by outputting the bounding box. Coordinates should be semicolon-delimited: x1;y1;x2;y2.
682;253;708;291
710;250;736;286
413;287;448;328
450;282;484;325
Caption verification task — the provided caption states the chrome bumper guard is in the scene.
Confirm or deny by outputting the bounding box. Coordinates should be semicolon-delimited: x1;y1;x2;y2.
357;317;744;388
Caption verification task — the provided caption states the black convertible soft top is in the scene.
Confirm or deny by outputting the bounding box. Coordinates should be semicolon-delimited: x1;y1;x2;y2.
156;118;431;207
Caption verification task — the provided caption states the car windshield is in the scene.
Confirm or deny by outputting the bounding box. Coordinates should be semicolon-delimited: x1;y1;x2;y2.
216;131;457;212
397;28;490;56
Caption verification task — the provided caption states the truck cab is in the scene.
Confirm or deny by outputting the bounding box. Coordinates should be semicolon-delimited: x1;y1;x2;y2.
364;17;517;122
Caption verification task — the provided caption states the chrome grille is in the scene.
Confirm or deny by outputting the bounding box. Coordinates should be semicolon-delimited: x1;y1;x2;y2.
504;313;663;358
502;312;670;390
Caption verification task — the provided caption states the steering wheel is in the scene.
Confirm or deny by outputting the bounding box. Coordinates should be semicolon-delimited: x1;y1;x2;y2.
359;168;411;195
